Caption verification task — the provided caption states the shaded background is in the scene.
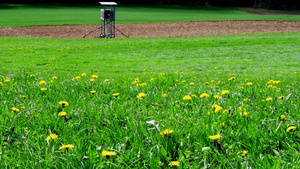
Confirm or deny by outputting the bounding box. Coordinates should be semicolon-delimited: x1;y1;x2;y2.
1;0;299;10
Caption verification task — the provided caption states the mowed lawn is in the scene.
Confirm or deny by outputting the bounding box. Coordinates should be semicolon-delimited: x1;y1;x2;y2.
0;4;300;27
0;4;300;168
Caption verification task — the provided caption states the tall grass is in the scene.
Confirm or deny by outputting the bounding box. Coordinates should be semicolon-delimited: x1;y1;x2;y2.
0;33;299;168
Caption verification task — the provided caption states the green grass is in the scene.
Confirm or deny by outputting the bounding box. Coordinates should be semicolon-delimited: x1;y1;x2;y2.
0;33;299;168
0;4;300;27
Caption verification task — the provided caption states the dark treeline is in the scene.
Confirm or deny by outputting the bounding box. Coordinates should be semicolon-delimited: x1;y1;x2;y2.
2;0;300;10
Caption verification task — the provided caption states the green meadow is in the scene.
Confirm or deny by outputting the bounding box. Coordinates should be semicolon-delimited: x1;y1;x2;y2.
0;4;300;27
0;4;300;168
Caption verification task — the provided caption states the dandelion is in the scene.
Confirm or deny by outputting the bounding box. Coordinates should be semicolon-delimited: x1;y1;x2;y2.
101;150;116;157
59;101;69;108
90;91;96;94
81;73;86;76
281;115;285;121
52;76;57;80
138;93;146;100
242;150;248;157
220;123;225;128
239;86;244;89
41;88;47;91
22;95;26;99
245;79;249;82
266;97;272;101
267;80;273;84
162;93;168;97
21;106;25;109
209;134;221;140
183;95;192;100
200;93;209;98
182;80;186;83
279;96;285;100
91;75;98;78
113;93;119;97
0;82;3;85
242;111;248;117
169;87;173;90
189;82;194;85
59;144;74;150
247;82;253;86
39;80;46;85
286;85;290;88
267;85;273;88
90;79;95;82
73;76;81;80
243;98;250;102
4;79;10;82
104;79;109;82
221;90;229;95
46;134;58;141
168;161;180;166
228;77;235;81
160;129;174;136
287;126;296;132
11;107;20;112
58;111;67;117
192;94;197;98
214;95;220;99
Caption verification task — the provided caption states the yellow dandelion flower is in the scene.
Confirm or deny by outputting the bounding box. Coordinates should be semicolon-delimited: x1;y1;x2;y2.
169;87;173;90
192;94;197;98
41;88;47;91
245;79;249;82
168;161;180;166
58;111;67;117
207;112;211;115
220;123;225;128
73;76;81;80
81;73;86;76
90;91;96;94
266;97;272;101
90;79;95;82
228;77;235;81
113;93;119;97
242;111;248;117
160;129;174;136
162;93;168;97
39;80;46;85
91;75;98;78
209;134;221;140
221;90;229;95
22;95;26;99
46;134;58;141
287;126;296;132
183;95;192;100
200;93;209;98
239;86;244;89
242;150;248;157
267;80;273;84
0;82;3;85
59;144;74;150
214;95;220;99
189;82;194;85
243;98;250;102
101;150;116;157
104;79;109;82
281;115;285;120
11;107;20;112
52;76;57;80
138;92;146;100
286;85;290;87
58;101;69;107
4;79;11;82
247;82;253;86
267;85;273;88
182;80;186;83
279;96;285;100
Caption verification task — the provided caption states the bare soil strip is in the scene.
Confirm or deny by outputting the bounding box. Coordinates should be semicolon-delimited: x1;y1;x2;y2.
0;21;299;39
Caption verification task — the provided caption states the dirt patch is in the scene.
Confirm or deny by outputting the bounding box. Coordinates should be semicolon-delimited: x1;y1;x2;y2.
242;10;300;15
0;21;299;39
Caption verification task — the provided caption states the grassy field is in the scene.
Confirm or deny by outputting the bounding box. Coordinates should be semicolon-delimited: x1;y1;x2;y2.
0;32;299;168
0;3;300;168
0;4;300;27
